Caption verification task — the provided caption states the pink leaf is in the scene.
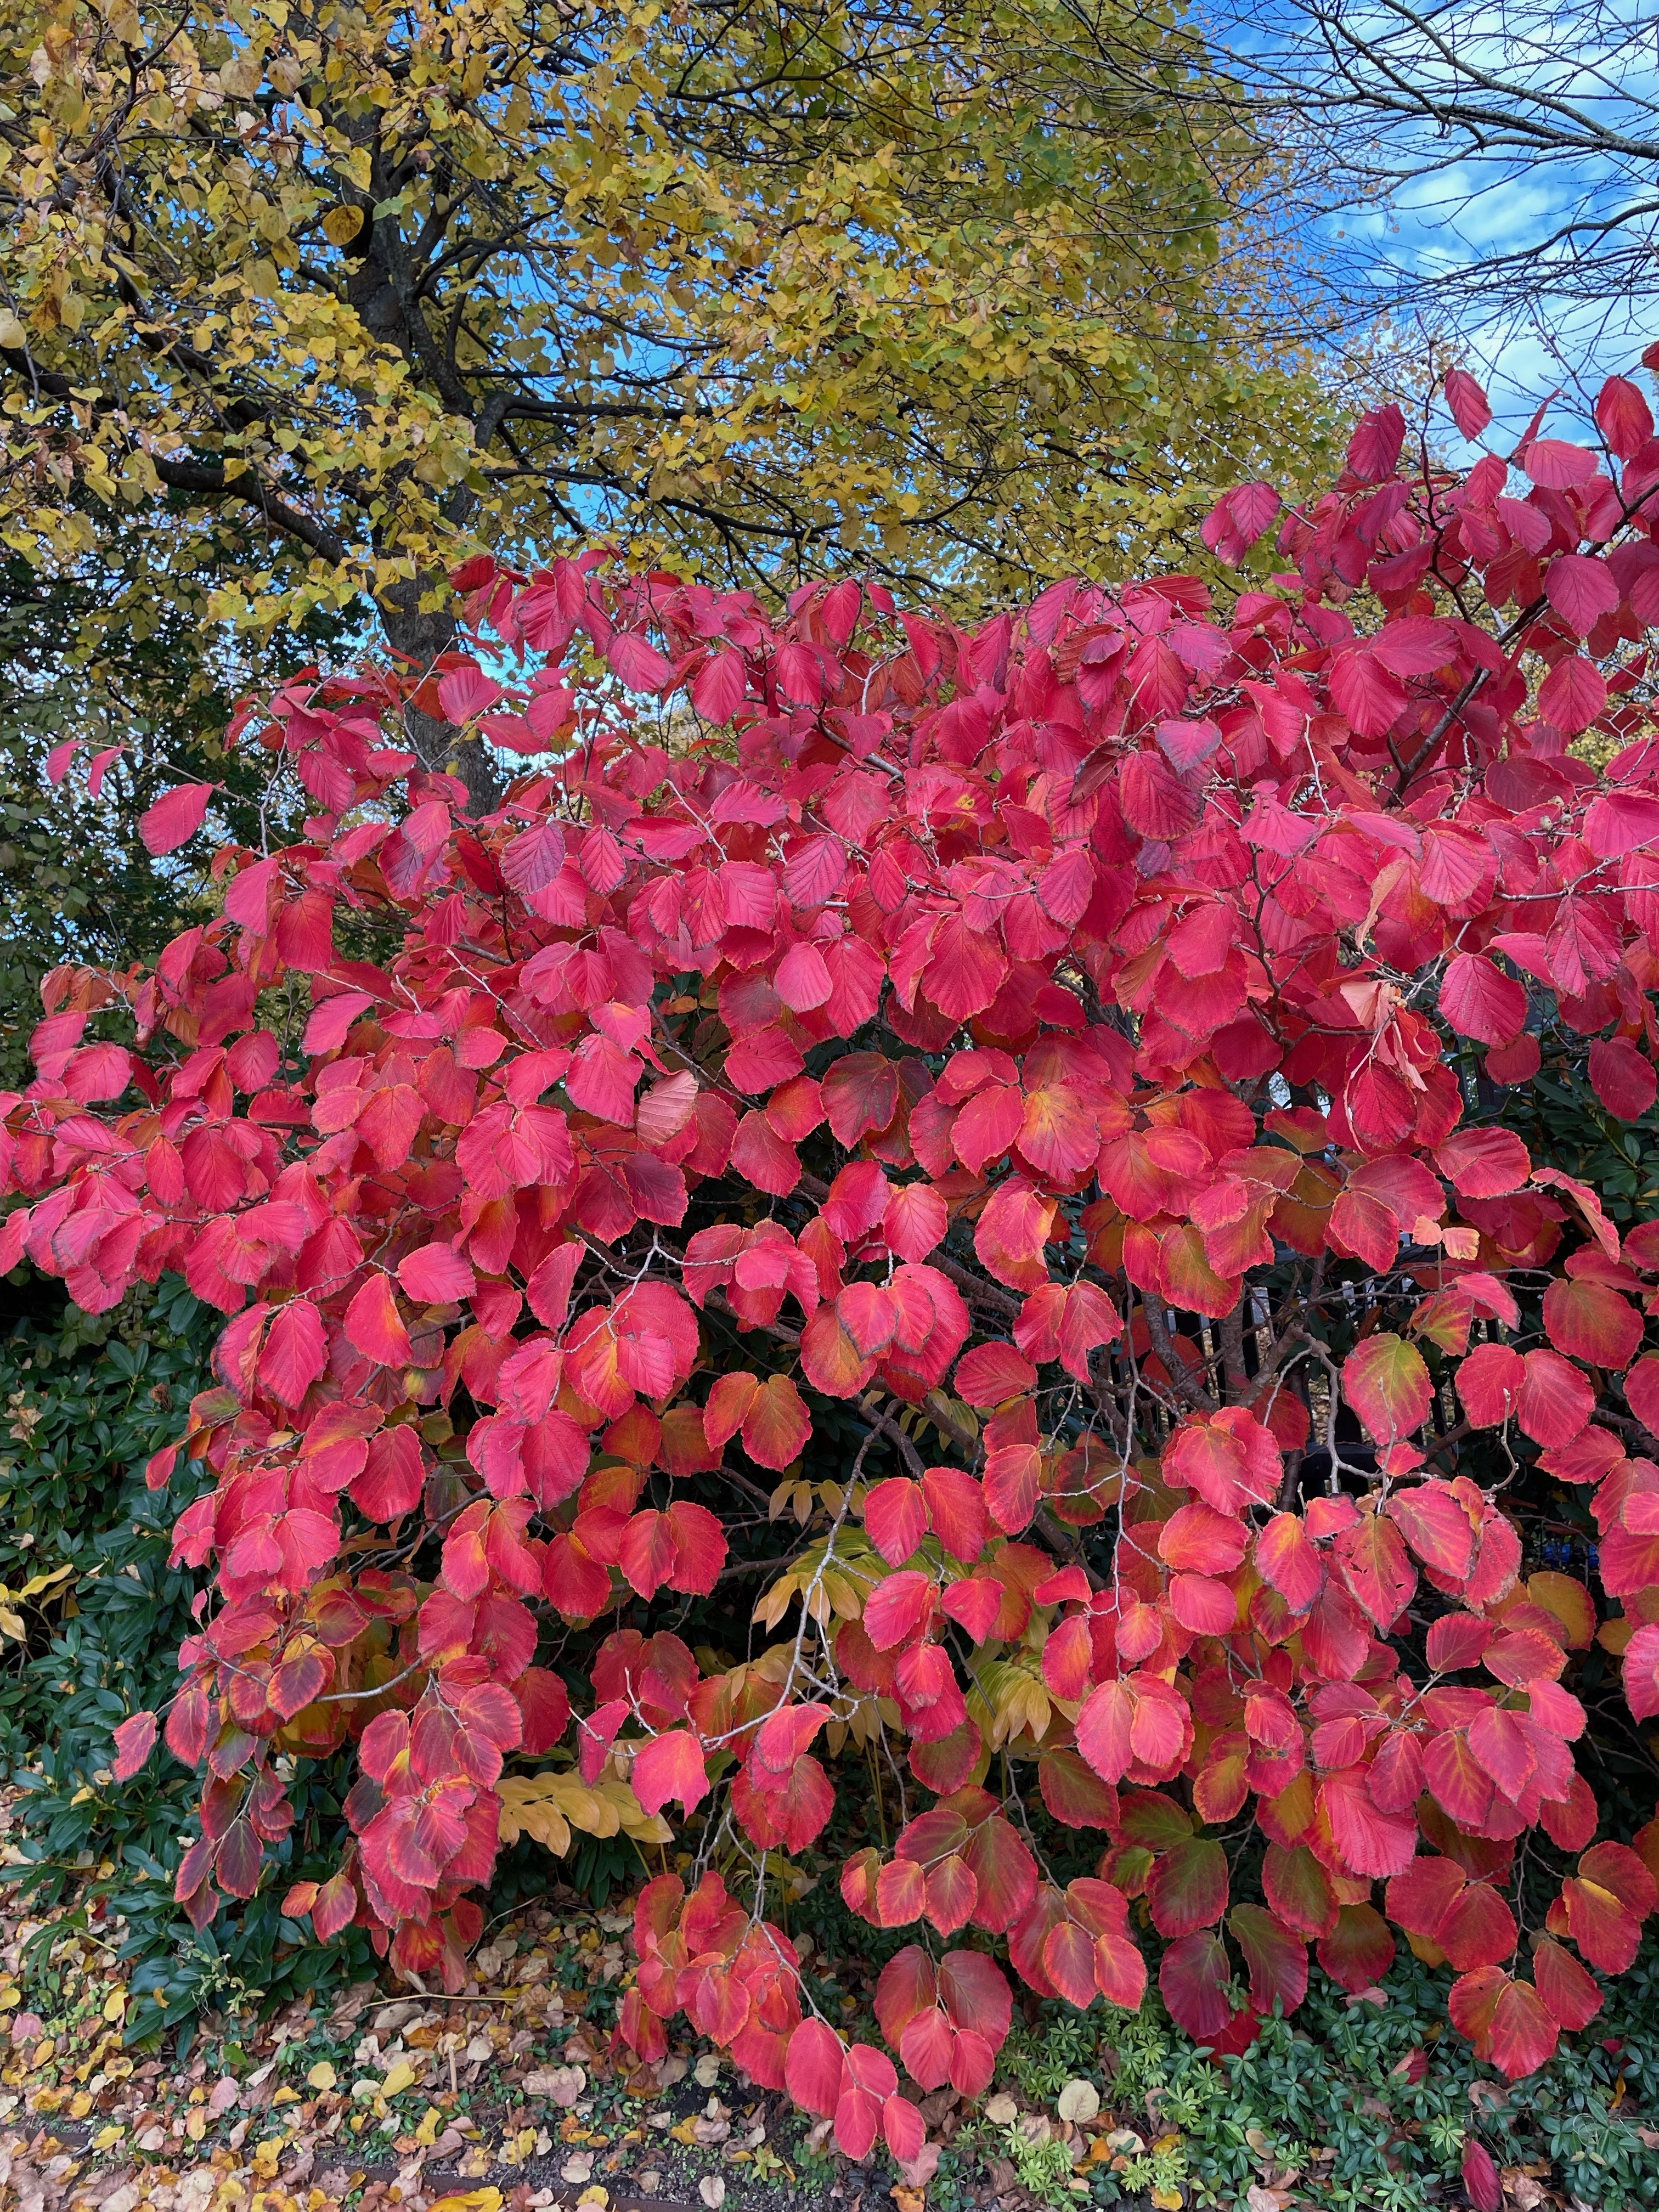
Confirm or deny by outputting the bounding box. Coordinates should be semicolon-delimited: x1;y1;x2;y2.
139;782;215;855
112;1710;158;1781
630;1729;709;1817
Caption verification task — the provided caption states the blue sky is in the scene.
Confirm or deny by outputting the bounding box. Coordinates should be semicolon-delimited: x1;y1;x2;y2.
1220;0;1659;447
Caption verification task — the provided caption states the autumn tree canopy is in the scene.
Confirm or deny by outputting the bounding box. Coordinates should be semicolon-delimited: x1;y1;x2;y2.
2;0;1335;802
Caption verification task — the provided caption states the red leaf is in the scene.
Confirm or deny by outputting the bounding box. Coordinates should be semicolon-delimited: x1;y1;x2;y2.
1440;953;1526;1045
398;1242;477;1304
1459;1341;1525;1426
1589;1037;1657;1121
1333;1514;1415;1630
1347;403;1405;482
741;1375;812;1471
1525;438;1596;489
1546;553;1618;635
938;1948;1012;2046
1228;1904;1307;2017
955;1342;1039;1405
1318;1772;1418;1878
882;2090;925;2165
822;1054;900;1146
1147;1836;1228;1937
343;1274;413;1368
1452;1967;1559;2079
1539;654;1607;735
1445;369;1492;440
1533;1937;1602;2031
1516;1349;1594;1447
259;1300;327;1408
607;630;675;692
139;781;215;855
785;2020;844;2117
1462;2141;1502;2212
1543;1276;1642;1367
1316;1903;1395;1993
1254;1513;1323;1612
1263;1844;1337;1939
691;649;748;724
112;1710;158;1781
1158;1929;1233;2042
863;1571;935;1651
1434;1126;1531;1197
962;1815;1037;1933
630;1730;709;1818
865;1479;929;1566
1386;1482;1475;1579
1584;788;1659;859
940;1576;1003;1644
1596;373;1654;459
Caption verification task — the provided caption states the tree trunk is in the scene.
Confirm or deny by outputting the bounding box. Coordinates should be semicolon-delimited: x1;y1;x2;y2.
377;579;503;816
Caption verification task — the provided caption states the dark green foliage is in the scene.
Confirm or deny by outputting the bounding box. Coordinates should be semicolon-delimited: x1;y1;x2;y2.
1126;1942;1659;2210
0;541;355;1087
0;1271;371;2048
1494;1039;1659;1228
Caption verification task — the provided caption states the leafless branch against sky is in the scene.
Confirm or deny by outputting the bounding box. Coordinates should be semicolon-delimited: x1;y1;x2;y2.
1200;0;1659;410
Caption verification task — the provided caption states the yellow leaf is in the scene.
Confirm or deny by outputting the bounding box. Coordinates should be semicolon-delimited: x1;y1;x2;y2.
307;2061;337;2092
427;2193;504;2212
381;2059;417;2098
18;1566;73;1599
821;1572;863;1619
101;1988;125;2024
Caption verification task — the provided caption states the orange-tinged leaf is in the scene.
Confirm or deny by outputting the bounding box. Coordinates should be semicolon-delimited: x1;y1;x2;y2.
1533;1938;1602;2030
741;1373;812;1469
1254;1513;1323;1612
343;1273;413;1368
1542;1277;1643;1368
1342;1333;1431;1442
1385;1481;1475;1578
1262;1844;1338;1939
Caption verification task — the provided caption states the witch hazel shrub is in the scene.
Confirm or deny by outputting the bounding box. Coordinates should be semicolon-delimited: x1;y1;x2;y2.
8;364;1659;2140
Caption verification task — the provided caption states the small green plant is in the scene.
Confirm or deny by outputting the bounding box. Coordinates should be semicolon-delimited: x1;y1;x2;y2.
1001;2011;1103;2104
1000;2120;1079;2205
1115;2135;1190;2205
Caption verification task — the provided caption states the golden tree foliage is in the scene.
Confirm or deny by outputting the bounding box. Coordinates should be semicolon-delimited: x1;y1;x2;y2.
1;0;1334;679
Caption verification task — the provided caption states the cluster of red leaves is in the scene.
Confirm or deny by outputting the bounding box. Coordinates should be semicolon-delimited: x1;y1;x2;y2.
10;366;1659;2132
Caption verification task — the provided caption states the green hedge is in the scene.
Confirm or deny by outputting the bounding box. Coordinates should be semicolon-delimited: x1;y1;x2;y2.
0;1271;370;2049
